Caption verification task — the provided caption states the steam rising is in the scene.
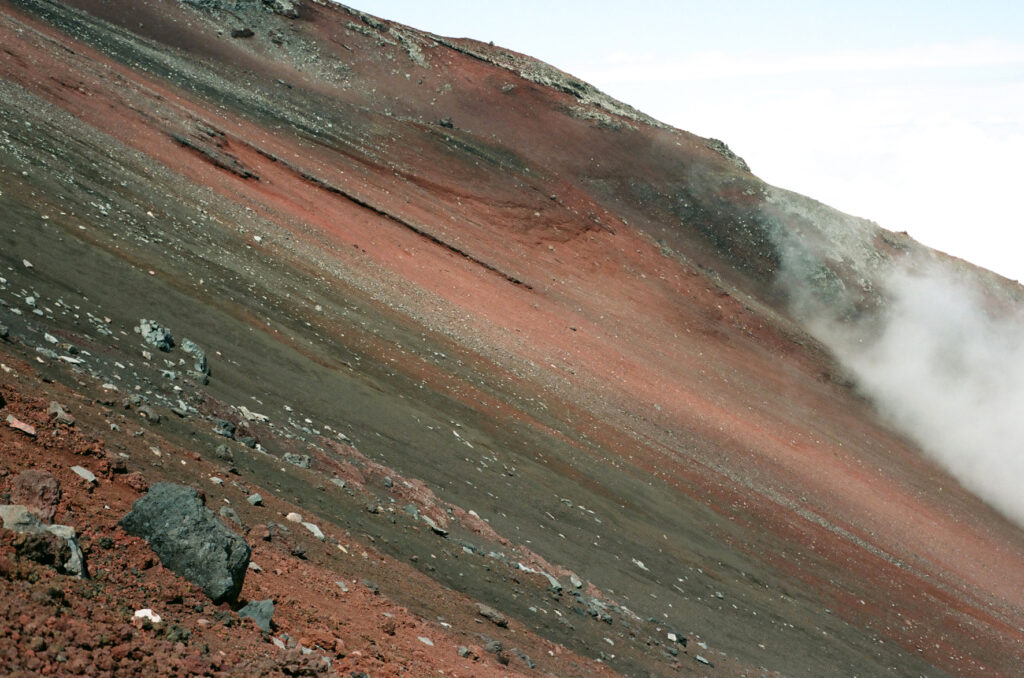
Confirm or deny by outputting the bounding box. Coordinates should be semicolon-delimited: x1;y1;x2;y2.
809;260;1024;526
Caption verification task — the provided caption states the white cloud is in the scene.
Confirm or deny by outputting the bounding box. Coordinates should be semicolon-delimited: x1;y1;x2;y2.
574;40;1024;83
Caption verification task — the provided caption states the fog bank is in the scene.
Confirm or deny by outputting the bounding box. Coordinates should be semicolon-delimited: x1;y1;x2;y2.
809;260;1024;526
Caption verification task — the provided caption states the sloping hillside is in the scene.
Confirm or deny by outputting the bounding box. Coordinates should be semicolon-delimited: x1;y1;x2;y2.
2;1;1023;676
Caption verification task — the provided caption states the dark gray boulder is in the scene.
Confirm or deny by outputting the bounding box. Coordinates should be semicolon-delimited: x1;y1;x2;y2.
119;483;250;603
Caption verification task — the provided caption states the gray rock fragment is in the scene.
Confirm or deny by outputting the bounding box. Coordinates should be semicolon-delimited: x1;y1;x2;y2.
513;648;535;669
136;319;174;352
180;338;210;375
420;515;448;537
119;483;250;603
238;598;275;632
282;453;311;468
47;402;75;426
70;466;97;484
213;419;236;439
476;603;509;628
247;493;263;506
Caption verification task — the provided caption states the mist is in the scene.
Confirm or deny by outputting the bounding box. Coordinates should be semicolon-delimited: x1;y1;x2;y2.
807;259;1024;527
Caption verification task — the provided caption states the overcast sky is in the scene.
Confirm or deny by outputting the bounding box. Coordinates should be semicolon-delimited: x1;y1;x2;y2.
351;1;1024;282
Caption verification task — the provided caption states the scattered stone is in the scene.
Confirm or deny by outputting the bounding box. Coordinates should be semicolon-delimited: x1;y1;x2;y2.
119;483;251;603
512;648;535;669
282;453;311;468
541;571;562;593
133;608;162;625
439;117;454;128
248;561;262;573
362;579;379;594
420;515;448;537
239;406;269;423
417;636;434;647
231;27;255;38
213;419;236;439
136;319;174;352
47;401;75;426
5;414;36;437
457;646;471;658
570;573;583;589
695;655;713;666
180;338;209;375
383;476;393;488
247;493;263;506
301;521;325;540
137;406;160;424
335;580;348;592
285;512;302;523
10;470;61;523
239;599;274;632
0;323;8;340
214;444;234;462
476;603;509;628
484;639;503;655
70;466;97;485
402;503;418;518
264;0;299;19
237;436;257;449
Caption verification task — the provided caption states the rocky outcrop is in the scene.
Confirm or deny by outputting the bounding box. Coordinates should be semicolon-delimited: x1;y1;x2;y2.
119;483;250;603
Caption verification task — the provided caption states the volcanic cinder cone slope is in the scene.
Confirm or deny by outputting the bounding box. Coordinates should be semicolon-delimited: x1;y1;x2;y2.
1;1;1023;676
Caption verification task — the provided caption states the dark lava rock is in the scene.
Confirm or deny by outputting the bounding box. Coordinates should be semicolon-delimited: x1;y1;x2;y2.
0;323;8;341
10;470;61;523
231;27;255;38
136;319;174;352
213;419;236;439
119;483;250;603
238;598;274;632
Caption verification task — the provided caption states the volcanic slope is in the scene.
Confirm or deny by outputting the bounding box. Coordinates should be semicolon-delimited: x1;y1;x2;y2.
2;1;1024;676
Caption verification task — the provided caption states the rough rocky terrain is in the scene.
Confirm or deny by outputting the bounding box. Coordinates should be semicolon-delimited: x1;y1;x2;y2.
2;1;1024;676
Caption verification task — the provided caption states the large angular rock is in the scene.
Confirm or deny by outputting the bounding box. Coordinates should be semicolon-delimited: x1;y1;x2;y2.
119;483;250;603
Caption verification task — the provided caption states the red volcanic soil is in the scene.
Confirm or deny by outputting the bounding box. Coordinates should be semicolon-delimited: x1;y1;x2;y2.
2;1;1024;677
